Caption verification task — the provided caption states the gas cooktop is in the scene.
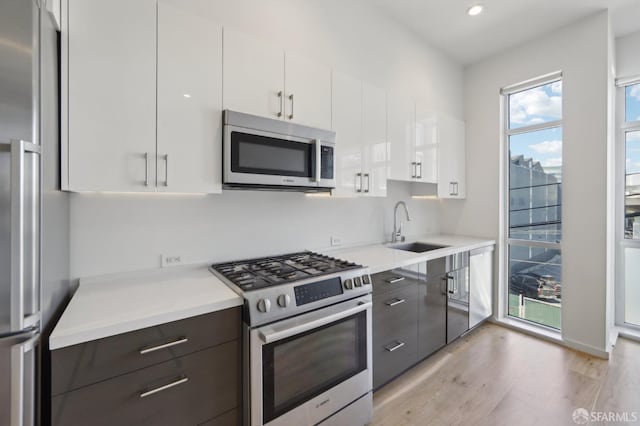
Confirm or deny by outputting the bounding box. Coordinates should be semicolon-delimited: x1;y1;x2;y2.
210;251;361;292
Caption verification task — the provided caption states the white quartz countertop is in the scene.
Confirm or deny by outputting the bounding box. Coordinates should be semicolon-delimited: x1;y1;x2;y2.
323;235;495;274
49;265;243;350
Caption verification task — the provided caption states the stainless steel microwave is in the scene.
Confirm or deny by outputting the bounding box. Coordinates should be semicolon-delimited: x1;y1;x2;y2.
223;110;336;191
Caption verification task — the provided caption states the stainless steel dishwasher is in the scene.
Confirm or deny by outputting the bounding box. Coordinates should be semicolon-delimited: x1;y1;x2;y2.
445;252;470;343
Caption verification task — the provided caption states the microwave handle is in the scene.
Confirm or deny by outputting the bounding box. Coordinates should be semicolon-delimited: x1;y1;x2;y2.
314;140;321;183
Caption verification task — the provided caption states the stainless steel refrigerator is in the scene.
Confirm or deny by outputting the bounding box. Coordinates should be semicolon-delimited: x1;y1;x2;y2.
1;1;70;425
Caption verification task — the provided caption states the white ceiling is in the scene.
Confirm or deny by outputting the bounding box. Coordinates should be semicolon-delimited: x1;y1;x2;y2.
369;0;640;65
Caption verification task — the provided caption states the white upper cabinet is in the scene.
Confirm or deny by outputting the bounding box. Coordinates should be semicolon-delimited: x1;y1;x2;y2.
387;94;416;182
437;115;466;199
284;52;332;130
63;0;223;193
66;0;157;192
331;71;362;196
223;28;285;120
223;29;331;129
157;2;223;194
415;100;438;184
332;72;387;198
362;82;388;197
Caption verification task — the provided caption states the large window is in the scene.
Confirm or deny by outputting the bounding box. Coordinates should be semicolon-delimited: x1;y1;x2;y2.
503;76;563;330
621;80;640;327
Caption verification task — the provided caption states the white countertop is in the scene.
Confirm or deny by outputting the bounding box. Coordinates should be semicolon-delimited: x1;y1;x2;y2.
323;235;495;274
49;265;243;350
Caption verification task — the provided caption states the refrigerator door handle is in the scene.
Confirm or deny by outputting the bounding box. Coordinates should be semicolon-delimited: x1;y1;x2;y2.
9;140;41;333
9;330;39;426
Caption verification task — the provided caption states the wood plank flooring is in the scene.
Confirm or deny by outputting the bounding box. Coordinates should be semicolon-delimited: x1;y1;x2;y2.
372;323;640;426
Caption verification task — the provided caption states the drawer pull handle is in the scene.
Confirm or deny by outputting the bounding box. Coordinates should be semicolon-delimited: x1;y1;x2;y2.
385;341;405;352
385;276;405;284
385;298;406;307
139;337;188;355
139;376;188;398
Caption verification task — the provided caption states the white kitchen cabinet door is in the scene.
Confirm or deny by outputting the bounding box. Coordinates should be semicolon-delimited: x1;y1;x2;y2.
223;28;285;120
469;246;494;328
362;82;388;197
157;2;222;194
284;52;332;130
415;101;438;184
437;115;466;199
67;0;156;192
387;94;415;182
331;71;362;197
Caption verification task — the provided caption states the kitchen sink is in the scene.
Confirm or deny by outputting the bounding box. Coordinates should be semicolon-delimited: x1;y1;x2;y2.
390;242;448;253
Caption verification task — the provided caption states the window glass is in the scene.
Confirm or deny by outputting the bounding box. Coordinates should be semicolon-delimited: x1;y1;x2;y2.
626;83;640;123
509;127;562;243
625;130;640;239
508;246;561;329
509;80;562;129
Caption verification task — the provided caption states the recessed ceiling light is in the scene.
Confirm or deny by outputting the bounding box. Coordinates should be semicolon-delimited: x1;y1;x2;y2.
467;4;484;16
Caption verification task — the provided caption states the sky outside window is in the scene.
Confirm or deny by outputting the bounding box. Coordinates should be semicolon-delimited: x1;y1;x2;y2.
626;83;640;123
509;80;562;129
509;127;563;179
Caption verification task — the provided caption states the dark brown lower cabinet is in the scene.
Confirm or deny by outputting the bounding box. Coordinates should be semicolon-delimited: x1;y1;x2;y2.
372;268;419;389
50;307;241;426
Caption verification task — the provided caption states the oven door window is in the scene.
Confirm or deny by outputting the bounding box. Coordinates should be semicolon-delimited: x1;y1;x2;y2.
231;131;314;177
262;311;367;423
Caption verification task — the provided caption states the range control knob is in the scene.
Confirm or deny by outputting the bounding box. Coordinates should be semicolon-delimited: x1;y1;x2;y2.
362;275;371;285
277;294;291;308
354;276;363;287
343;279;354;290
257;298;271;313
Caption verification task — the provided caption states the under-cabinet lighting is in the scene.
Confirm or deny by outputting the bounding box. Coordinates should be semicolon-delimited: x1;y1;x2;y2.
183;93;192;98
305;192;332;198
467;4;484;16
411;195;438;200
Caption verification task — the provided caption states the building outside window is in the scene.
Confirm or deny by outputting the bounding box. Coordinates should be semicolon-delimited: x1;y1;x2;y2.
502;74;563;330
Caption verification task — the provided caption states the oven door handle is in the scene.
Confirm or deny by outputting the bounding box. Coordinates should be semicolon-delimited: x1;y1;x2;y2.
314;139;321;183
258;300;372;344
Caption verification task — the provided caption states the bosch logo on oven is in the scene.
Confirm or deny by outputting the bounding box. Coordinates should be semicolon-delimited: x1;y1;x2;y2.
316;398;330;409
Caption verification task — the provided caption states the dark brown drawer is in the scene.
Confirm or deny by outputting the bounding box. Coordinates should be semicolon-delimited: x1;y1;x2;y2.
373;284;418;344
372;269;420;295
52;307;241;395
199;408;239;426
373;328;418;389
51;340;240;426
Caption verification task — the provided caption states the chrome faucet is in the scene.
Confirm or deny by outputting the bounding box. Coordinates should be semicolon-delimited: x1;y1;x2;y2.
392;201;411;243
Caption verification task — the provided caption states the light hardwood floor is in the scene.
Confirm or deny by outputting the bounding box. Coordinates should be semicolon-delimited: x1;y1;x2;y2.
372;323;640;426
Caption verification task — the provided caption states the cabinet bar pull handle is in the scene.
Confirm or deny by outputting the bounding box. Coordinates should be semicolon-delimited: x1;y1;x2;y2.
364;173;370;193
144;153;149;186
356;173;363;193
385;298;406;307
385;341;405;352
139;376;188;398
411;162;417;178
277;91;283;117
139;337;188;355
417;162;423;179
385;276;405;284
288;93;294;120
164;154;169;187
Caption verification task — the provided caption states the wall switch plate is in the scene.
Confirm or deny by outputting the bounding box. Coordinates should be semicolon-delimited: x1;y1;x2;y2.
330;236;343;247
161;254;182;268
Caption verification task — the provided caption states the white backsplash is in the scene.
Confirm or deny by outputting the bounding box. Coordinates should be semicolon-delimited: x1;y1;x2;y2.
70;181;440;278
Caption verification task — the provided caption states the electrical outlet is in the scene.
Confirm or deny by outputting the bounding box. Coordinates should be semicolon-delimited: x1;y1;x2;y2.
161;255;182;268
330;236;343;247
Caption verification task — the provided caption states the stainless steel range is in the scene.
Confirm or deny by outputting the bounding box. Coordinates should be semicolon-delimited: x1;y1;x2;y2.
210;251;373;426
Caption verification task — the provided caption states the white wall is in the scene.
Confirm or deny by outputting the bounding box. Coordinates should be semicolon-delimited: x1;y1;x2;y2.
440;12;612;355
69;0;460;278
616;30;640;78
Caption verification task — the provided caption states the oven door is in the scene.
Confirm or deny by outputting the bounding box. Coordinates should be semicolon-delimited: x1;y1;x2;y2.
224;125;320;188
249;295;372;426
